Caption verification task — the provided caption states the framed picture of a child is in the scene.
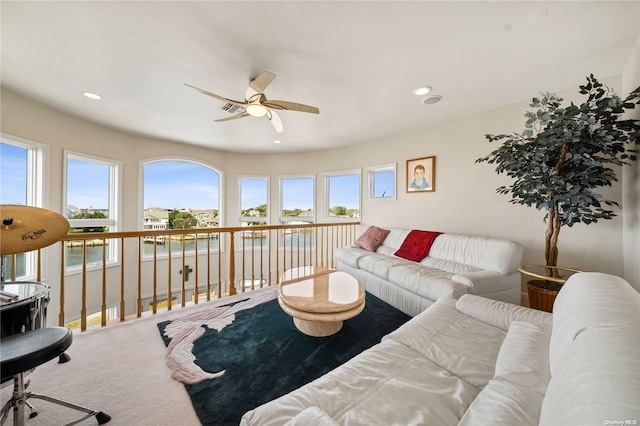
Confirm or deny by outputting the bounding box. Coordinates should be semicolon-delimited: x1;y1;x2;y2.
406;156;435;193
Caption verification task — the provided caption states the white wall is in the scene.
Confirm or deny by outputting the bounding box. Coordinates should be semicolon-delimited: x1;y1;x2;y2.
1;72;636;314
622;32;640;291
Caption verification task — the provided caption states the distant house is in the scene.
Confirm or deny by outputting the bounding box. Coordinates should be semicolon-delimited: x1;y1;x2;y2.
143;208;170;230
67;205;81;217
191;210;218;228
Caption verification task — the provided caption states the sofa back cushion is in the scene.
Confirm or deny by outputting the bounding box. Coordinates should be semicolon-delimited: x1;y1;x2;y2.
428;234;523;274
373;228;410;256
542;272;640;425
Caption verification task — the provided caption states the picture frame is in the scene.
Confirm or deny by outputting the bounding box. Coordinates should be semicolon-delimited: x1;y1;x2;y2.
406;156;435;193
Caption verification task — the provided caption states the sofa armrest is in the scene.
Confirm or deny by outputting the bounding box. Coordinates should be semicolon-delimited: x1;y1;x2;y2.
455;294;552;331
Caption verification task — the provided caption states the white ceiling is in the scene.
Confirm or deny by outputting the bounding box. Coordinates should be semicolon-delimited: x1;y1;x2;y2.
2;1;639;154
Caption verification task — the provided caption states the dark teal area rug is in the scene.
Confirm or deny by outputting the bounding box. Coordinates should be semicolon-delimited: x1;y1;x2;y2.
157;290;410;426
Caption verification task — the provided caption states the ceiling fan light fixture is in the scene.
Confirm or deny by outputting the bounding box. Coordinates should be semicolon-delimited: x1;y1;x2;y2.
413;86;432;96
246;104;267;117
82;92;102;100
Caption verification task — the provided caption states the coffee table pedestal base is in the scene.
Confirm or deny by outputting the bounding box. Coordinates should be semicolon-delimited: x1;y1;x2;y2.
293;318;343;337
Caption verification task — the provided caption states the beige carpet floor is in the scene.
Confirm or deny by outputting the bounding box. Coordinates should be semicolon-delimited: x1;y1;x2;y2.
1;287;276;426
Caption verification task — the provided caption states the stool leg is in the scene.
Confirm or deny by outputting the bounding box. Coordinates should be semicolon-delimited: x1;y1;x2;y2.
29;394;110;425
3;374;26;426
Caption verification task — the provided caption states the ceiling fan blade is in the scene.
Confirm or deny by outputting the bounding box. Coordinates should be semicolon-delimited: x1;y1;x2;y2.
214;112;250;122
249;71;276;93
267;109;283;133
245;85;259;102
185;83;247;108
263;100;319;114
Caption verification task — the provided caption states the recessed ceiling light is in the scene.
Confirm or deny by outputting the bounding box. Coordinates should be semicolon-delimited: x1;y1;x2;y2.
413;86;432;96
273;140;282;144
422;95;442;105
82;92;102;100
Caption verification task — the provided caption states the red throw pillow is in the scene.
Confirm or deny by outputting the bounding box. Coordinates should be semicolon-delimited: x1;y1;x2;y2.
355;226;390;252
394;230;442;262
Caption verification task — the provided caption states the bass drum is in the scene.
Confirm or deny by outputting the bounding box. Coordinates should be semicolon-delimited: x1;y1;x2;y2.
0;282;50;338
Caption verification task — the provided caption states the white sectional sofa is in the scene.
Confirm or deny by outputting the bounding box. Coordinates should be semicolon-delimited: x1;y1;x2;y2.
241;272;640;425
336;227;524;316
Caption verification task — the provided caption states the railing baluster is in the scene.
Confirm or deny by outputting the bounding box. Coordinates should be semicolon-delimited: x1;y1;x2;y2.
137;237;142;318
228;230;237;296
81;240;87;332
194;232;199;304
181;234;186;308
101;238;107;327
120;237;125;322
59;241;66;326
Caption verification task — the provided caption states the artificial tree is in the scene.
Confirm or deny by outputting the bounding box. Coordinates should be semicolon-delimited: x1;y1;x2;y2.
478;75;639;280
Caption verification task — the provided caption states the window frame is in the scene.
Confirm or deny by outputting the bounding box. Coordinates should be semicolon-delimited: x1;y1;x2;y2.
1;134;48;280
367;163;397;201
139;157;224;257
63;150;122;273
238;175;270;226
323;169;361;221
279;174;316;224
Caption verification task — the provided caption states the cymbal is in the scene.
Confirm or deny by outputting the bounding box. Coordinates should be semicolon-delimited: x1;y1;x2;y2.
0;205;70;255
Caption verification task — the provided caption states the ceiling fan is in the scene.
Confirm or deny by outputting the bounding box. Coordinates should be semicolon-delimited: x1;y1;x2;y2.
185;71;319;133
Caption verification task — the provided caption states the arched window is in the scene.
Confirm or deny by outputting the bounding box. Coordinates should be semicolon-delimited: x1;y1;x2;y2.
142;159;222;255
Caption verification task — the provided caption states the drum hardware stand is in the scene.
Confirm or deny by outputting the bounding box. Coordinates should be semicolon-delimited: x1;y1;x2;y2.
0;205;107;424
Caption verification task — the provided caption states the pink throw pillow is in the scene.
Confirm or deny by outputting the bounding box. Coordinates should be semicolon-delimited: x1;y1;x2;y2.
355;226;390;252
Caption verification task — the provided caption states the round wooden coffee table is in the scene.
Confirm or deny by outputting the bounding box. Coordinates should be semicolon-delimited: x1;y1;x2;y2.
278;267;365;337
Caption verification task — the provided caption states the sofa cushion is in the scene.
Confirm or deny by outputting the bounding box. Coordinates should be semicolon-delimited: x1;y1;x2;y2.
494;321;551;395
393;230;442;262
388;264;469;300
458;379;544;426
358;253;409;280
429;234;523;274
420;257;482;275
378;228;411;251
283;407;338;426
240;338;480;426
384;298;506;389
334;245;371;268
355;226;390;252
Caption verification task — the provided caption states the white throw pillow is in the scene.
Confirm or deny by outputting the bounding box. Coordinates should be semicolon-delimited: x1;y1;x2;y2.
494;320;552;395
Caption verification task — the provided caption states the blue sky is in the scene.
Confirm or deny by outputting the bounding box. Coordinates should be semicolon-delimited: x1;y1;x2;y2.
2;143;392;211
0;143;27;204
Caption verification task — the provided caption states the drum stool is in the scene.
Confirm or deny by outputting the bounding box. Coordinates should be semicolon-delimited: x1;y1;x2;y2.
0;327;110;426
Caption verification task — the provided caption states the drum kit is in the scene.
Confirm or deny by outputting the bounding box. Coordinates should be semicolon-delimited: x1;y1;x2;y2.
0;205;70;338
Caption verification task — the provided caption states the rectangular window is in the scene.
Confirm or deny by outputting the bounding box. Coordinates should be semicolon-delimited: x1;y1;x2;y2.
280;176;315;224
239;177;269;225
325;170;361;219
0;136;46;280
367;163;396;200
64;152;120;270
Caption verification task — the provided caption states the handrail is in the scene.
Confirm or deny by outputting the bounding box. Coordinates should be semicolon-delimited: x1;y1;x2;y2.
52;221;359;331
